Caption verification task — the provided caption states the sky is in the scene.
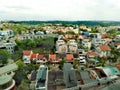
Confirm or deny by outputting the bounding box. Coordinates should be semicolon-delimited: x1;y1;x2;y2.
0;0;120;21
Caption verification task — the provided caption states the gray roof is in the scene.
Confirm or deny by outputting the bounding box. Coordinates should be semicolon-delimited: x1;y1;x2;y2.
101;80;120;90
0;63;18;75
0;75;12;85
63;63;77;88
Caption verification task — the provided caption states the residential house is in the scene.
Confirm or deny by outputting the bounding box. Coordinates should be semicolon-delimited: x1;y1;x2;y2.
23;50;33;64
36;54;48;64
92;38;103;47
0;41;16;54
30;53;38;62
49;54;60;64
96;45;111;58
56;40;67;53
67;39;78;53
82;39;91;50
66;54;74;63
86;51;98;63
0;30;14;39
63;63;77;88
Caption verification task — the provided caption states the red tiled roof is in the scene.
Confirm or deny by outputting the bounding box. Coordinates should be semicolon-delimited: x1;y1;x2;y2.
86;52;98;57
102;34;113;39
23;50;32;56
49;54;56;60
66;54;74;62
102;34;109;38
49;54;61;63
99;45;111;51
38;54;44;60
30;53;38;60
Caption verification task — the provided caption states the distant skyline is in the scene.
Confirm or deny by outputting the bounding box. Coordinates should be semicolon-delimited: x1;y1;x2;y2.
0;0;120;21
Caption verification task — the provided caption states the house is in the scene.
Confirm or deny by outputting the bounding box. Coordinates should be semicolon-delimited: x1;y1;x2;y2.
92;38;103;47
96;45;111;58
66;54;74;63
56;40;67;53
82;39;91;50
63;63;77;88
86;51;98;63
30;53;38;61
49;54;60;64
23;50;33;64
0;41;16;54
67;39;78;53
36;54;47;64
0;30;14;39
56;39;78;54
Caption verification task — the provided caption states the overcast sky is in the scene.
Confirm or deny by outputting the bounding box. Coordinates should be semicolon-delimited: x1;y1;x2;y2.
0;0;120;21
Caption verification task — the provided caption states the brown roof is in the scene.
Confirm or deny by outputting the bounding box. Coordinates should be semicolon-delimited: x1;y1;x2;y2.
66;54;74;62
99;45;111;51
86;52;98;57
115;43;120;46
23;50;32;56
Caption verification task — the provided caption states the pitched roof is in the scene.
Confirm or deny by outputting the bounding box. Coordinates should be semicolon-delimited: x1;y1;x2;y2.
38;54;44;60
23;50;32;56
30;53;38;60
99;45;111;51
49;54;60;63
49;54;56;60
86;52;98;57
66;54;74;62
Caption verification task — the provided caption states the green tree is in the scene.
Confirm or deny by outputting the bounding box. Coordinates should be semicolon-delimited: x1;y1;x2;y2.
17;80;29;90
66;30;75;34
0;49;10;65
73;60;79;69
59;59;66;70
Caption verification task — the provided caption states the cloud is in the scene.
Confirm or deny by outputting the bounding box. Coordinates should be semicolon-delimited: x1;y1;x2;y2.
0;0;120;21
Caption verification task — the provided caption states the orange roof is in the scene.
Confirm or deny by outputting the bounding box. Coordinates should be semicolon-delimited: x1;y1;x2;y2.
99;45;111;51
49;54;56;60
66;54;74;62
30;53;38;60
38;54;44;60
86;52;98;57
23;50;32;56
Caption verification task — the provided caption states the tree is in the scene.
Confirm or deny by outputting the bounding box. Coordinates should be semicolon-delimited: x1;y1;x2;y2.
0;49;10;65
17;80;29;90
73;60;79;69
59;59;66;70
66;30;75;34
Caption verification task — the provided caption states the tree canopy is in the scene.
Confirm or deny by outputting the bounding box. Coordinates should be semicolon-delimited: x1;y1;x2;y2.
0;49;10;65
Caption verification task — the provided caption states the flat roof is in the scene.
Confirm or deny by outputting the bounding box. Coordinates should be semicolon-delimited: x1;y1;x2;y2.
0;75;12;85
0;63;18;75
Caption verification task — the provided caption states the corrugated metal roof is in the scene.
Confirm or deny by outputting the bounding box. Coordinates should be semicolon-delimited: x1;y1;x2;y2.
0;63;18;75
